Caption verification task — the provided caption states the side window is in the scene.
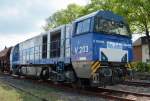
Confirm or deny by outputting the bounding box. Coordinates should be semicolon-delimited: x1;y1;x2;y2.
76;18;91;34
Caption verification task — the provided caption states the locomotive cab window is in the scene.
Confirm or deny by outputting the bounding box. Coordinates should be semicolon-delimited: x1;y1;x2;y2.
94;16;130;36
75;18;91;35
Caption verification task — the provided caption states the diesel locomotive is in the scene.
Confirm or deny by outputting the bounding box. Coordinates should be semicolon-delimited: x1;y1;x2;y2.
9;10;133;87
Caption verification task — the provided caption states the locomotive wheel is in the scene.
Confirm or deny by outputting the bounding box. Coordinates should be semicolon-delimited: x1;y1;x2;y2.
40;68;49;80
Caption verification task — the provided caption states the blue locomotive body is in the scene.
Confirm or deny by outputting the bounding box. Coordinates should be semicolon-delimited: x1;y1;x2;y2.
71;11;132;62
10;10;133;87
71;33;132;62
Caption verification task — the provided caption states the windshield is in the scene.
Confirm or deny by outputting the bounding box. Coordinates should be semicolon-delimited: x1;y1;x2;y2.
94;17;130;36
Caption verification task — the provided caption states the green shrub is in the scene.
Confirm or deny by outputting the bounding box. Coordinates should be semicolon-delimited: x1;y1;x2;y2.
131;62;150;73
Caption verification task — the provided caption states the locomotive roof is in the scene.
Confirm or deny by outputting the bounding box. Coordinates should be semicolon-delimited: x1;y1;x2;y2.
74;10;124;23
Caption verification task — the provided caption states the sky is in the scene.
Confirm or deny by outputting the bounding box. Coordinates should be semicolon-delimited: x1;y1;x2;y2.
0;0;141;51
0;0;89;50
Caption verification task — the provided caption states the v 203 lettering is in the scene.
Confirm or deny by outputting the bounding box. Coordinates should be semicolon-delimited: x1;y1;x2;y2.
75;45;88;54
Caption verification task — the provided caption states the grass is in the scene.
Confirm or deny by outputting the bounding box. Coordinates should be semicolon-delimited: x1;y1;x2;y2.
0;78;70;101
0;82;41;101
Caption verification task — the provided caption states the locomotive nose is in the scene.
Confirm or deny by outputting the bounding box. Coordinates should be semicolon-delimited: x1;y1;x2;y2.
100;47;128;62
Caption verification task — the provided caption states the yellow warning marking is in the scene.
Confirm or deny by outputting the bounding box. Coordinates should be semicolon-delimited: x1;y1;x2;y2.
129;63;132;68
126;63;132;68
91;61;95;66
92;62;100;72
91;63;101;75
91;61;99;70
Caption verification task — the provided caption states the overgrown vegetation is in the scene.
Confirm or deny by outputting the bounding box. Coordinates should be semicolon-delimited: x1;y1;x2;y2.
131;62;150;73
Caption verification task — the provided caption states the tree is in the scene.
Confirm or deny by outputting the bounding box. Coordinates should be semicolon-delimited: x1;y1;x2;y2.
43;4;84;31
118;0;150;59
128;0;150;59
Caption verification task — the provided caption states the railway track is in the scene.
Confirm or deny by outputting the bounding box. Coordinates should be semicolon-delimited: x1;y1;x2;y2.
1;74;150;101
95;87;150;98
11;75;150;101
14;76;133;101
44;81;150;101
123;80;150;87
80;89;135;101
